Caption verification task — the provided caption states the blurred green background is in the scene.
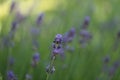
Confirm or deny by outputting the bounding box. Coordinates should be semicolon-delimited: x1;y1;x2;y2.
0;0;120;80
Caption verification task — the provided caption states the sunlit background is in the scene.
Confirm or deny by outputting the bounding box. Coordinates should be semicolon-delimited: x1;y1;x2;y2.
0;0;120;80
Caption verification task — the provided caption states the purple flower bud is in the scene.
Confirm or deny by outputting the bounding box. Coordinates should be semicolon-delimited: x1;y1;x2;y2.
31;53;40;67
36;13;44;25
83;16;90;28
33;53;40;62
54;34;63;44
103;55;110;64
7;71;17;80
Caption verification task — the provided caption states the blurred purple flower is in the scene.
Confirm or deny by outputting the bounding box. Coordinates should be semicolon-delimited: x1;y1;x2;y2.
103;55;110;64
36;13;44;25
83;16;90;29
108;67;115;77
113;61;120;69
33;53;40;62
7;71;17;80
31;52;40;67
108;61;120;77
11;21;18;32
10;1;16;13
63;28;76;43
80;29;92;40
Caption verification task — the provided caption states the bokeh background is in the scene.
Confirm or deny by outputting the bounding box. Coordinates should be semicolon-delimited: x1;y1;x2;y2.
0;0;120;80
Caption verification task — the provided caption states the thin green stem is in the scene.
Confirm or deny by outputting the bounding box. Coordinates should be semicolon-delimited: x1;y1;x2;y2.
46;73;50;80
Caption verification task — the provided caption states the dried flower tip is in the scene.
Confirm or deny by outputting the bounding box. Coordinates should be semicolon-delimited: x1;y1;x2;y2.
46;65;50;73
31;60;37;67
51;66;55;74
46;65;55;74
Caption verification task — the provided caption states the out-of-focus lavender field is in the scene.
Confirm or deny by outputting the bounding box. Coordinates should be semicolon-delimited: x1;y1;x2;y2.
0;0;120;80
